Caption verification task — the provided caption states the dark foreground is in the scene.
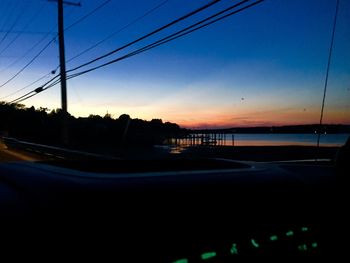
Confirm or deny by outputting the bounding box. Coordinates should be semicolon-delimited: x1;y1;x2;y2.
0;157;343;261
1;137;347;261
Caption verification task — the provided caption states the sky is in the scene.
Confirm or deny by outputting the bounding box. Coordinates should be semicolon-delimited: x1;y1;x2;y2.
0;0;349;128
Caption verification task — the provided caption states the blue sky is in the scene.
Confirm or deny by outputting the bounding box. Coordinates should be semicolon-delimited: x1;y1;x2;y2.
0;0;349;127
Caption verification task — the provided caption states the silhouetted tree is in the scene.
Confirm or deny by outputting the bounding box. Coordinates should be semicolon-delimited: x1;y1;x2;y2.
0;102;185;153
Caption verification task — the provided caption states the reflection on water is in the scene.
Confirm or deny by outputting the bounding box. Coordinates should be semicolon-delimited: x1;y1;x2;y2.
231;140;337;147
168;145;186;154
229;134;349;147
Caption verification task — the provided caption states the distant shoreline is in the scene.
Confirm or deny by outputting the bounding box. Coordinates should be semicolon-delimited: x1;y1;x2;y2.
190;124;350;134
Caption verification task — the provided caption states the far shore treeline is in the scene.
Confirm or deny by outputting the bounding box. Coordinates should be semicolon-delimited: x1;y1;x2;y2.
193;125;350;134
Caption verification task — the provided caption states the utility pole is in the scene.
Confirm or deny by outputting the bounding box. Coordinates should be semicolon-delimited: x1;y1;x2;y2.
49;0;80;145
58;0;68;118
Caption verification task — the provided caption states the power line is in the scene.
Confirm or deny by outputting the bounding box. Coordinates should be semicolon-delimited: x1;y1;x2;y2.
0;1;17;38
5;68;62;102
0;1;27;47
0;2;47;56
1;0;206;97
0;31;55;74
0;5;76;73
62;0;170;68
12;92;38;104
0;0;111;89
0;5;77;73
8;75;61;104
8;0;264;104
8;0;223;102
66;0;222;74
10;0;263;103
2;0;168;100
64;0;112;31
0;38;56;88
68;0;264;78
0;1;70;72
316;0;339;152
0;73;51;100
9;90;36;104
0;30;55;35
9;77;61;104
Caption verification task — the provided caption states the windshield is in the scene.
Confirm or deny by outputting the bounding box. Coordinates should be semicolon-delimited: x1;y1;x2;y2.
0;2;348;260
0;0;349;164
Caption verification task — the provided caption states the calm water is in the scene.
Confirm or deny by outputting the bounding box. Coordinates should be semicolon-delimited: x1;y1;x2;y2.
182;133;350;147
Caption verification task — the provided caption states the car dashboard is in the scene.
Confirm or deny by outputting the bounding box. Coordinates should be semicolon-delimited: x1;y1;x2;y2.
0;158;342;261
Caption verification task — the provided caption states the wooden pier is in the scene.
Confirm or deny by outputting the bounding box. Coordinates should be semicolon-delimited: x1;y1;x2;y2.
169;131;235;147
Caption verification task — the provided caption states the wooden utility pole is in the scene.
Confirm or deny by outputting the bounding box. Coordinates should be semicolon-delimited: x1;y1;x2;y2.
49;0;80;145
58;0;68;117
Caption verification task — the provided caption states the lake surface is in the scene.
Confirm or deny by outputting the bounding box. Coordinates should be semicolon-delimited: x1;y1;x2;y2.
182;133;350;147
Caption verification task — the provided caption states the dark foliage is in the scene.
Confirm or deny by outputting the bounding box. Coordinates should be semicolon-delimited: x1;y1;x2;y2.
0;102;186;153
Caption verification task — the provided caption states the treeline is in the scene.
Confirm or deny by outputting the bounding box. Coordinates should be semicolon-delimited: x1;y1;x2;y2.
0;103;186;153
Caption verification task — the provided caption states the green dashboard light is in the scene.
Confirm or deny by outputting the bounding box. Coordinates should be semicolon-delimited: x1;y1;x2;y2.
251;239;260;248
173;259;188;263
201;252;216;260
270;235;278;241
298;244;307;252
230;243;238;255
286;230;294;237
312;242;318;248
301;227;308;232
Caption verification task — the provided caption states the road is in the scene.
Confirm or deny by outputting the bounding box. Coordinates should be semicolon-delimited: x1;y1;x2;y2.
0;140;44;162
0;138;113;162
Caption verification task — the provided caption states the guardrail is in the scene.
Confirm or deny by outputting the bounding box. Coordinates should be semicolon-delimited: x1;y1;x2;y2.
1;137;118;160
